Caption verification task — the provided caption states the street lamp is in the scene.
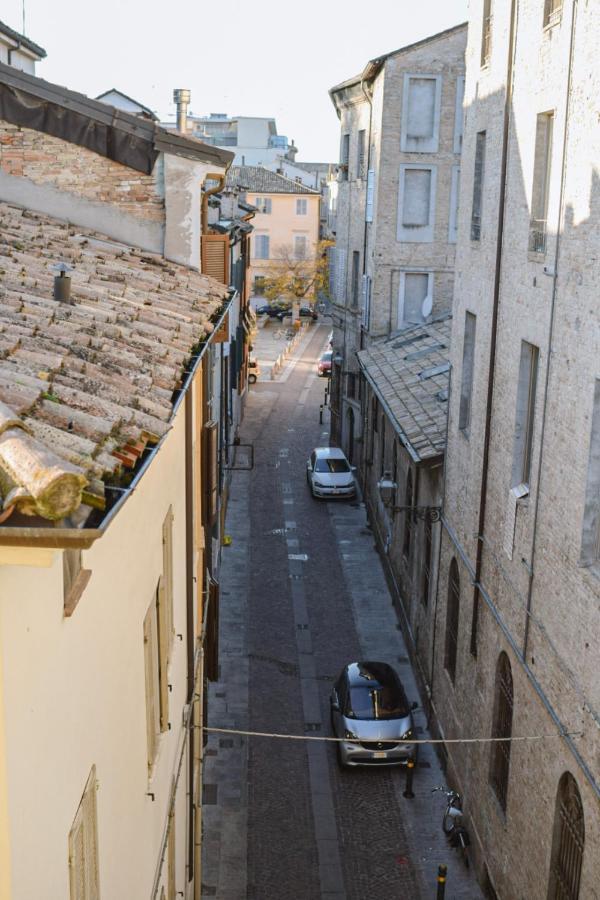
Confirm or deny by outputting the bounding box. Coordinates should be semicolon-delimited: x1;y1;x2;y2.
376;471;441;522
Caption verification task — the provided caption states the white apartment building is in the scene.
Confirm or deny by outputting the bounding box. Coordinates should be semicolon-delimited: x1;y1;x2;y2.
0;19;45;73
433;0;600;896
328;24;467;460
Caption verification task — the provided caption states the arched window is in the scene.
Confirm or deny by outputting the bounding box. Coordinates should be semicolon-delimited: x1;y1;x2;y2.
444;558;460;683
489;652;513;811
548;772;585;900
403;469;413;559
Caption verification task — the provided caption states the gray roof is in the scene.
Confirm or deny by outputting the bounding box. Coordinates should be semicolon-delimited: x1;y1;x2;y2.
0;19;46;58
357;316;452;464
227;166;320;195
96;88;159;121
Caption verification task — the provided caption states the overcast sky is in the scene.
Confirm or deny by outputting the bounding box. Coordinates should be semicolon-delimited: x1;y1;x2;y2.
4;0;469;161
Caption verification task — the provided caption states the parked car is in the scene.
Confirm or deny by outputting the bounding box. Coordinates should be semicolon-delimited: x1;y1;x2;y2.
279;305;319;321
248;357;260;384
255;302;290;318
330;661;418;768
317;350;333;376
306;447;356;499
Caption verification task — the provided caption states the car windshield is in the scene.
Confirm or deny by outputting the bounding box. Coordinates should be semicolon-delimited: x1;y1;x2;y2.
347;684;409;720
321;352;332;362
314;458;350;473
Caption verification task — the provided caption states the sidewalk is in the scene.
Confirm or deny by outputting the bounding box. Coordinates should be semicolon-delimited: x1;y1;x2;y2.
252;317;316;380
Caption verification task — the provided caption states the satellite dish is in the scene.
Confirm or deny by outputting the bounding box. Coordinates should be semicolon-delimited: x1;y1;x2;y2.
421;294;433;318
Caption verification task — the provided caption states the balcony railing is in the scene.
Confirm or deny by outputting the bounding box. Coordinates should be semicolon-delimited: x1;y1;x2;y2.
529;218;547;253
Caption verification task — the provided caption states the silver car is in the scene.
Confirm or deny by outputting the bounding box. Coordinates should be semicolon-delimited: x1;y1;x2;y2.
306;447;356;499
330;661;418;768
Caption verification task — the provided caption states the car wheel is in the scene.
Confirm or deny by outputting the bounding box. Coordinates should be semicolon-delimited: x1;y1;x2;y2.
248;374;257;384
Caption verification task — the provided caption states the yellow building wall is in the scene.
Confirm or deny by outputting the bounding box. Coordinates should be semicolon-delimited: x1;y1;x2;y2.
247;192;320;296
0;381;202;898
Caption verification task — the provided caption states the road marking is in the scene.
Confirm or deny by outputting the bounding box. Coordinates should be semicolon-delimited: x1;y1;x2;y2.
288;553;308;561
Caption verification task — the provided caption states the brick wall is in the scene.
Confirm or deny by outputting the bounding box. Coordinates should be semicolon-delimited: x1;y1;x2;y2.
0;121;165;223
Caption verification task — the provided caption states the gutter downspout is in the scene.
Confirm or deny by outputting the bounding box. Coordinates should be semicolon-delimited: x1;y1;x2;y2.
523;0;578;658
7;40;21;66
359;74;374;350
470;0;519;655
201;173;227;235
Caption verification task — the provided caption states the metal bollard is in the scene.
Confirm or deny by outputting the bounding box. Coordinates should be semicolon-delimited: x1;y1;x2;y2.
436;864;447;899
323;388;328;407
403;758;415;798
319;404;324;424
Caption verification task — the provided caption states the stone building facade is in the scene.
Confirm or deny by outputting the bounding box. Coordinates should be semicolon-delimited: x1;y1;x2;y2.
328;24;466;461
433;0;600;896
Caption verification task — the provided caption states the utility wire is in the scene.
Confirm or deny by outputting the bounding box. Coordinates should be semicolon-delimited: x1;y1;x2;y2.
203;726;581;745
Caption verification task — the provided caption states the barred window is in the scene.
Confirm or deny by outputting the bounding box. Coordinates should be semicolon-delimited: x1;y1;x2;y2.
489;652;513;811
444;558;460;683
548;772;584;900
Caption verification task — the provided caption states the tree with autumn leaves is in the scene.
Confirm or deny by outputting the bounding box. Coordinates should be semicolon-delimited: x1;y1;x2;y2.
261;239;334;306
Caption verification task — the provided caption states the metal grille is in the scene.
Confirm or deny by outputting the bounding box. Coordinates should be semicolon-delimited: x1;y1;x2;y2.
444;558;460;683
422;517;432;606
490;653;513;811
549;774;584;900
529;219;547;253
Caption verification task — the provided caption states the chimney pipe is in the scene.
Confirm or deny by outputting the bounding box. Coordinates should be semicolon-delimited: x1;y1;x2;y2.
52;263;73;303
173;89;191;134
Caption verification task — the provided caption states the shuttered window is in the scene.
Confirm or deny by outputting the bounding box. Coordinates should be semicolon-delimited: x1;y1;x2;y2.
357;130;366;178
445;558;460;684
254;234;270;260
205;578;220;682
156;576;170;732
294;234;308;259
471;131;486;240
296;198;307;215
255;197;272;214
203;420;219;526
489;652;513;812
402;75;441;153
512;341;539;488
162;507;174;664
68;766;100;900
459;312;477;432
201;234;229;284
144;597;161;771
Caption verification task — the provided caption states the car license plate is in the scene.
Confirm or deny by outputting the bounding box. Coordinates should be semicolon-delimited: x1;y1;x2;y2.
332;489;339;494
373;751;387;758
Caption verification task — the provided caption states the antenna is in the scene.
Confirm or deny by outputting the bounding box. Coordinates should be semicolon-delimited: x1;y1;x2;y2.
22;0;26;35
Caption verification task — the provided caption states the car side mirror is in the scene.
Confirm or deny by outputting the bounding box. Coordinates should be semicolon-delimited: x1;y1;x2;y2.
351;465;357;472
411;701;419;710
331;699;340;712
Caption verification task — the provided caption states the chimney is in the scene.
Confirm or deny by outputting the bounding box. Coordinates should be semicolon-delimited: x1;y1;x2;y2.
173;89;191;134
52;262;73;303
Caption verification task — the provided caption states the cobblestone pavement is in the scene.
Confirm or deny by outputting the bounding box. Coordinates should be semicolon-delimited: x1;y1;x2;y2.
202;324;482;900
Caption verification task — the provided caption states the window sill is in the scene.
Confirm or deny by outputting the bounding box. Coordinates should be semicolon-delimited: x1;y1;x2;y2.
63;568;91;617
528;250;547;263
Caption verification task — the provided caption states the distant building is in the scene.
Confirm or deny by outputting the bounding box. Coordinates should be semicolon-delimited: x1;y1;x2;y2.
0;19;46;73
96;88;158;120
227;165;320;297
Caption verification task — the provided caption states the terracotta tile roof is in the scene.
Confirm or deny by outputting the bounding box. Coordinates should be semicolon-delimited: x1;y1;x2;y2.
227;166;320;195
0;201;229;521
357;316;452;463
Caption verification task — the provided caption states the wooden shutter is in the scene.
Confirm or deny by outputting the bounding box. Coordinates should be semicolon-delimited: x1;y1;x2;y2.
68;766;100;900
201;234;230;285
156;577;170;733
203;421;218;526
204;579;220;682
162;507;174;662
143;602;160;770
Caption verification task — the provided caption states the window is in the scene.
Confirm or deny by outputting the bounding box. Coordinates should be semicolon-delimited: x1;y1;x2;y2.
357;129;366;178
398;272;432;326
253;275;266;295
489;652;513;812
444;558;460;683
459;312;477;432
544;0;562;27
296;198;307;215
350;251;360;307
401;75;442;153
547;773;584;900
68;766;100;900
422;517;433;606
365;168;375;222
529;112;554;254
454;76;465;154
402;470;413;560
63;549;91;617
397;165;436;242
254;234;270;260
471;131;486;240
481;0;492;66
294;234;308;259
512;341;539;488
340;133;350;180
143;581;169;772
255;197;272;214
581;380;600;565
449;165;461;243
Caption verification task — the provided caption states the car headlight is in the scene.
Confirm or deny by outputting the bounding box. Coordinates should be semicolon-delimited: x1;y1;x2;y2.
313;481;327;488
401;729;413;740
343;729;358;741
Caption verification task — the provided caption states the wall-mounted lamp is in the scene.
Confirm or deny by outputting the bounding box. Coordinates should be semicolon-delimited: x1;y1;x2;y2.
376;471;441;522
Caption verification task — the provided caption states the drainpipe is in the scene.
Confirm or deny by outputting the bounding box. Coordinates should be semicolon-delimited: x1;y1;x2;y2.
523;0;579;658
359;73;374;352
470;0;519;655
201;173;227;235
7;40;21;67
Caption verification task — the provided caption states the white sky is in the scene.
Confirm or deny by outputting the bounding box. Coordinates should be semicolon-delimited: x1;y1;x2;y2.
3;0;468;161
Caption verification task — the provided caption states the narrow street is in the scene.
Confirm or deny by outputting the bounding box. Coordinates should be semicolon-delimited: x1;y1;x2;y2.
202;322;481;900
